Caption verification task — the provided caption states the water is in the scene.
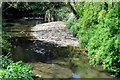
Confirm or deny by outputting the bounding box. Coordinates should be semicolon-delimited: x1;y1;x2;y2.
4;19;111;78
72;73;80;78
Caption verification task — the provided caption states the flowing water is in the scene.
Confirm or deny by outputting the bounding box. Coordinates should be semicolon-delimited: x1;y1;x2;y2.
3;19;111;78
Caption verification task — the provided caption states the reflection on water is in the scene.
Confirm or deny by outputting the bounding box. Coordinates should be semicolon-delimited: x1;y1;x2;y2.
72;73;80;78
5;19;111;78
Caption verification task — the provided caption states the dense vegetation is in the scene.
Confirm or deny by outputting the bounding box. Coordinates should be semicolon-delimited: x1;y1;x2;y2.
0;56;33;78
66;2;120;77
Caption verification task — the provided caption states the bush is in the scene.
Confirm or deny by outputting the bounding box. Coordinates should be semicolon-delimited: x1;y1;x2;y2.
0;61;33;79
0;56;33;79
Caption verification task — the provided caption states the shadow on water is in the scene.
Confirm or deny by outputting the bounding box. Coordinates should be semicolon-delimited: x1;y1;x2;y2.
9;37;69;63
9;37;74;78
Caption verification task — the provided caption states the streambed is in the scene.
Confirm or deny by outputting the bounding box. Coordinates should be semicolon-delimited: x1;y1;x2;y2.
4;19;111;78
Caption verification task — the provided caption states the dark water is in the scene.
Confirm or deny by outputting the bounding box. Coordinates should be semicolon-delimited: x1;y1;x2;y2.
4;19;111;78
10;37;68;63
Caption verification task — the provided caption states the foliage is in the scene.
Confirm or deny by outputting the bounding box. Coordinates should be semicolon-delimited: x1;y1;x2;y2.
1;19;12;53
0;55;13;68
0;59;33;79
2;2;68;21
67;2;120;77
52;7;71;21
0;32;11;53
88;3;120;77
69;2;104;47
1;37;11;52
44;6;70;22
66;17;76;29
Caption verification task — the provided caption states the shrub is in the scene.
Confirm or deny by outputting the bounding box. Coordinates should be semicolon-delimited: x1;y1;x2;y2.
0;61;33;79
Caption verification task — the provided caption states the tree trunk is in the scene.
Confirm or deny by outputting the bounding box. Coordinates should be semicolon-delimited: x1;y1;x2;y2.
104;2;108;11
67;2;78;19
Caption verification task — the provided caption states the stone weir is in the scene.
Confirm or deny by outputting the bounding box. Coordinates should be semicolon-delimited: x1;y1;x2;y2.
31;21;80;46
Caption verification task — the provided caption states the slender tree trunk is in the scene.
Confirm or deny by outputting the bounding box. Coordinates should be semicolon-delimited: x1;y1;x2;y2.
67;2;78;19
104;2;108;11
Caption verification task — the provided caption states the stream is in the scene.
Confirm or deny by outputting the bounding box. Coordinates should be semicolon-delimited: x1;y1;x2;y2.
4;19;111;78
